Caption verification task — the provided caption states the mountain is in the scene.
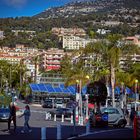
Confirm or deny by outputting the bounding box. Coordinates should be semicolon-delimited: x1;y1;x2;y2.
34;0;140;19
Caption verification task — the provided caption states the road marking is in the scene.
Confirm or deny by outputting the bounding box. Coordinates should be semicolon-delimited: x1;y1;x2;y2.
30;110;47;114
67;128;131;139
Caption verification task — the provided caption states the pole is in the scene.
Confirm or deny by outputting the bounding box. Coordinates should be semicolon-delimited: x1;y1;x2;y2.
86;94;89;122
135;80;138;111
41;127;46;140
20;61;22;88
54;114;56;121
121;82;124;109
9;65;11;89
0;70;2;91
124;89;127;108
86;121;90;134
79;79;83;125
57;123;61;140
61;114;64;122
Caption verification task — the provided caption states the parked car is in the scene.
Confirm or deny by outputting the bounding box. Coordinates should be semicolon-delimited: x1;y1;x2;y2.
90;107;127;128
49;108;73;118
42;99;53;108
0;108;10;121
55;100;65;108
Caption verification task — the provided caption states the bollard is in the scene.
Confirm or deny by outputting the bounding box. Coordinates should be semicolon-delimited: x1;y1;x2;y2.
76;107;79;122
50;114;52;120
71;115;73;124
78;116;81;125
57;124;61;140
61;114;64;122
54;114;56;121
45;112;48;120
80;116;84;126
86;121;90;134
41;127;46;140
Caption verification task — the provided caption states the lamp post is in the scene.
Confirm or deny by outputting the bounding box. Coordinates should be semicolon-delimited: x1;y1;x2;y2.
76;80;80;123
0;69;2;91
85;75;89;122
76;75;90;125
85;94;89;122
121;82;124;109
79;79;83;125
76;79;83;125
135;79;138;111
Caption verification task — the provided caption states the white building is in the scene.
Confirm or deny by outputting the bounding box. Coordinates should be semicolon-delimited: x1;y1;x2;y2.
63;35;95;50
0;31;4;39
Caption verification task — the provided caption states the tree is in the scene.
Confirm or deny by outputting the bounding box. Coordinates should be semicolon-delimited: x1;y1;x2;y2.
87;81;107;106
75;34;139;107
60;53;90;87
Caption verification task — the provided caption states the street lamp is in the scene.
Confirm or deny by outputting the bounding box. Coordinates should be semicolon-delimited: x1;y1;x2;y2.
75;80;80;123
0;69;3;91
85;75;89;122
76;75;90;125
76;79;83;125
121;82;124;109
135;79;138;111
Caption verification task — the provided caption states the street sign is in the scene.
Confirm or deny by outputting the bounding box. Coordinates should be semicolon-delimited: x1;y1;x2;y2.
102;114;108;121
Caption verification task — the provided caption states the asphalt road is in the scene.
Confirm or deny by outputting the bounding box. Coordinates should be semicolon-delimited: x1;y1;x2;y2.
0;101;134;140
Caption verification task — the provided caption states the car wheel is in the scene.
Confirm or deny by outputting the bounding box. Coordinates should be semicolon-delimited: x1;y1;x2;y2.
118;120;126;128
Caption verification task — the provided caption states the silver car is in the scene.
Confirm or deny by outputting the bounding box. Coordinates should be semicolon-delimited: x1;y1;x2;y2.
100;107;127;128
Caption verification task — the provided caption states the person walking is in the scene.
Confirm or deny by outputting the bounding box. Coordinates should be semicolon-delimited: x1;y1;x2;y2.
123;106;129;125
8;102;17;132
19;105;32;133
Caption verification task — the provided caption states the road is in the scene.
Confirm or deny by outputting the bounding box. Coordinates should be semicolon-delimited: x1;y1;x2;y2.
0;100;134;139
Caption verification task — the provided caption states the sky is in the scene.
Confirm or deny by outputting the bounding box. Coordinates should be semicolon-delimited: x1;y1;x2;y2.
0;0;74;18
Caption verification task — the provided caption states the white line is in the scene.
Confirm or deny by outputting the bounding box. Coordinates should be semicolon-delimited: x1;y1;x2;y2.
67;128;128;139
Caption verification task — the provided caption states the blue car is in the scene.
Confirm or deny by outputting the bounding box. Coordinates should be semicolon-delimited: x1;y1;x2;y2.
0;108;10;121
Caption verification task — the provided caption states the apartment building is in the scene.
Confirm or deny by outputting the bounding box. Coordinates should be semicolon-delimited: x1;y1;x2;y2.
12;30;36;36
0;31;4;39
42;48;65;71
52;27;86;37
0;45;41;78
124;36;140;47
63;35;95;50
0;55;23;64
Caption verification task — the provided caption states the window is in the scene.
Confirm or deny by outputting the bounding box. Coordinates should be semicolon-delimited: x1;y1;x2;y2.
101;108;119;114
108;108;119;114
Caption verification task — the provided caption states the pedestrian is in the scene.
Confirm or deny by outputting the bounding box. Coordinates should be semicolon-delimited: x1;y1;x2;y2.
123;106;129;125
19;105;32;133
8;102;17;132
129;108;136;128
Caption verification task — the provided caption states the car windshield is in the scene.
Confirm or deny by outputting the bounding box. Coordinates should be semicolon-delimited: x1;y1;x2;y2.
57;100;63;104
44;100;52;103
0;108;10;113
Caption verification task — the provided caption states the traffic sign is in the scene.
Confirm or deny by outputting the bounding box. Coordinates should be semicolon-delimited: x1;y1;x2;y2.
102;114;108;121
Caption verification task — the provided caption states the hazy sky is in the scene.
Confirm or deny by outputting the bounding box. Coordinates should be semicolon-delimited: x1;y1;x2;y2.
0;0;73;18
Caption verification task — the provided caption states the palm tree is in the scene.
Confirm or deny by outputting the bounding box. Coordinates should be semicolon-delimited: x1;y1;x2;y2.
33;55;40;83
75;34;139;107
